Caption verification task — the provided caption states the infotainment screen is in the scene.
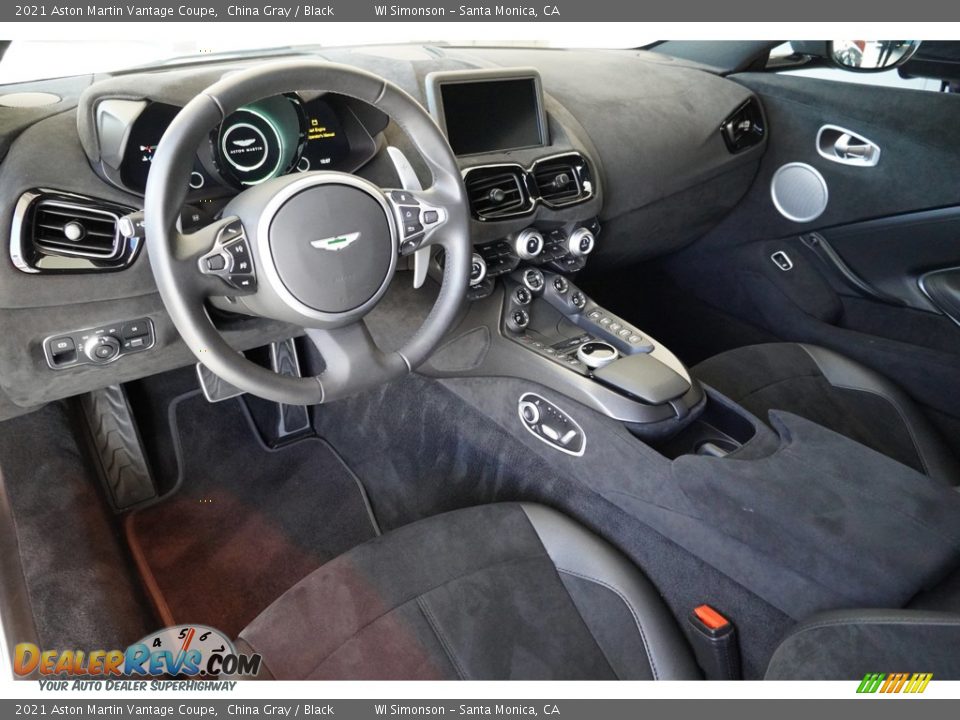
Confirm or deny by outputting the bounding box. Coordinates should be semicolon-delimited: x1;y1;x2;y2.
433;72;547;156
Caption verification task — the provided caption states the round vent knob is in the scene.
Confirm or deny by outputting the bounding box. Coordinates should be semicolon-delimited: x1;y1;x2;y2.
63;221;86;242
514;228;544;260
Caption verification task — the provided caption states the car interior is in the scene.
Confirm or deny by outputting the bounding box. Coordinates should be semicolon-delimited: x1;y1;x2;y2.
1;38;960;681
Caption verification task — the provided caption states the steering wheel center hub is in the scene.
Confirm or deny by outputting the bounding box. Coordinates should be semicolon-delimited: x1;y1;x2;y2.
258;174;397;316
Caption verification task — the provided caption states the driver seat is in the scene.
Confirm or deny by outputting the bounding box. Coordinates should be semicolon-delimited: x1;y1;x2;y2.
234;503;700;680
235;502;960;680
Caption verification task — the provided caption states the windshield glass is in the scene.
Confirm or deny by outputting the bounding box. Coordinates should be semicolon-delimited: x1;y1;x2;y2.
0;35;653;84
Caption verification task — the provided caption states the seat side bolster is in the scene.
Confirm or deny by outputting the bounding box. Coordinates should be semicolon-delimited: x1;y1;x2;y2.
800;344;960;485
519;503;701;680
765;608;960;680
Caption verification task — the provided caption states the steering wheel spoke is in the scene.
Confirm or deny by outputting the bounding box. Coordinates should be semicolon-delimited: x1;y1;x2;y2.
384;188;451;255
180;216;259;298
305;321;409;402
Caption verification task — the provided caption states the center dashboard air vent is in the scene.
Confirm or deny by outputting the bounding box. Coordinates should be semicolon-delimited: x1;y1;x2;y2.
464;152;594;221
464;166;532;220
12;191;140;274
720;98;765;153
532;153;593;208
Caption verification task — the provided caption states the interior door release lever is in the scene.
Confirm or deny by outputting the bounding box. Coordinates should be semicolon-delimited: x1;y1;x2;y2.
817;125;881;167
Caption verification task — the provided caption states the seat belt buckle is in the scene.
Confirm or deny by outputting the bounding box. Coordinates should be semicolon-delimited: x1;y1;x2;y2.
687;604;742;680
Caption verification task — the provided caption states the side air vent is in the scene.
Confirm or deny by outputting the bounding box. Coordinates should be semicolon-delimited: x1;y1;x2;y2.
12;190;140;274
464;166;533;221
532;153;593;208
33;201;121;258
721;98;765;153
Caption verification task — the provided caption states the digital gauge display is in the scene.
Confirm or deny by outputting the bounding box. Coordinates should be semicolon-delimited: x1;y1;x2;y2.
216;96;305;186
296;98;351;172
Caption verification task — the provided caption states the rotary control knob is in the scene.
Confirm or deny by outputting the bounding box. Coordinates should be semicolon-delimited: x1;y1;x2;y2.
514;228;545;260
470;253;487;286
568;227;596;257
83;335;121;363
576;340;619;369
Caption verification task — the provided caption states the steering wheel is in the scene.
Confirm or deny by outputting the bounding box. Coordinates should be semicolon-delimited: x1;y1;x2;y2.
144;60;470;404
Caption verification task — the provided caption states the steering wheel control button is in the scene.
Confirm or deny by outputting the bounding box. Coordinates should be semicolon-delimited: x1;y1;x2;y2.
514;228;545;260
390;190;416;205
205;254;227;272
577;341;620;369
423;210;440;224
518;392;586;457
229;275;257;291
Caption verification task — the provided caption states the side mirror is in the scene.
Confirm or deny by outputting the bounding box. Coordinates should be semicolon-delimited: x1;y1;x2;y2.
830;40;921;72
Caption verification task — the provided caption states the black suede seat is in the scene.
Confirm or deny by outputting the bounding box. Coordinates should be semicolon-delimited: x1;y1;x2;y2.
693;343;960;485
235;503;701;680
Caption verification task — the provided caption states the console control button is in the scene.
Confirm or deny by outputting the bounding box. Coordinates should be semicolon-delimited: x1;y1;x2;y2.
517;392;586;457
571;291;586;309
508;309;530;332
514;286;532;305
522;268;545;292
553;276;569;294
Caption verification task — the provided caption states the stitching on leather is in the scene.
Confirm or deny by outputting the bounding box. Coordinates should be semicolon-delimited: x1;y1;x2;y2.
298;554;544;679
417;595;468;680
558;567;660;680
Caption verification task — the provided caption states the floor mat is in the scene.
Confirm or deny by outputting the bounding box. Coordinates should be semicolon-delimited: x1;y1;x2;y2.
125;391;379;639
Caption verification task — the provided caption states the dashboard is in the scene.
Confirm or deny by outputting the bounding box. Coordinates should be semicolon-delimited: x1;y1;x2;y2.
0;45;765;417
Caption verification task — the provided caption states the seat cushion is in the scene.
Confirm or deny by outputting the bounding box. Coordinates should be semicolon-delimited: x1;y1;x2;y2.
237;503;700;680
693;343;959;485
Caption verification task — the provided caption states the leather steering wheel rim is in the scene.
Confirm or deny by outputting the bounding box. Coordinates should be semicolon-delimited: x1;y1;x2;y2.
144;60;470;405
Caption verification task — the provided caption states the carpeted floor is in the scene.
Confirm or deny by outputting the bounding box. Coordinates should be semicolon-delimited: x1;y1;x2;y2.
125;392;379;640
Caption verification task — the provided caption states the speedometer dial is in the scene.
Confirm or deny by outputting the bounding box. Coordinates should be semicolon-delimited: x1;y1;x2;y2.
215;95;305;186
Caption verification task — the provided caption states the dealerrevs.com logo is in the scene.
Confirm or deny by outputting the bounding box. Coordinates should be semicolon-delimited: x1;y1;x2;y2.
857;673;933;694
15;625;261;678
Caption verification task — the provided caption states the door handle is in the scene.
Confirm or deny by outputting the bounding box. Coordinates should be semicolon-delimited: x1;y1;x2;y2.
817;125;881;167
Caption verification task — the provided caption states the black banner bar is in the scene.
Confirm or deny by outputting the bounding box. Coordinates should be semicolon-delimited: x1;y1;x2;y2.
2;0;955;22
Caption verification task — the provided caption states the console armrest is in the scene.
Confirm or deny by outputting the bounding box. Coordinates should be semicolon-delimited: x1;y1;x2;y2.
593;353;691;405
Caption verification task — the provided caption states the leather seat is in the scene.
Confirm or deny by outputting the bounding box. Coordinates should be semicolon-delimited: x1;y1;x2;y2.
693;343;960;485
235;503;701;680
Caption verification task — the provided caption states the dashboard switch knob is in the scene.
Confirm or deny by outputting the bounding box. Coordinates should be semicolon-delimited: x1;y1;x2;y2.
568;227;596;257
83;335;121;364
514;228;545;260
470;253;487;286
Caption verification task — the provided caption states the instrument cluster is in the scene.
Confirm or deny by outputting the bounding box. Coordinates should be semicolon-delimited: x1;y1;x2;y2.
118;93;385;198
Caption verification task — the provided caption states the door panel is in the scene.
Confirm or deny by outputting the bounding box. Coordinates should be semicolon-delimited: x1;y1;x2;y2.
663;71;960;431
